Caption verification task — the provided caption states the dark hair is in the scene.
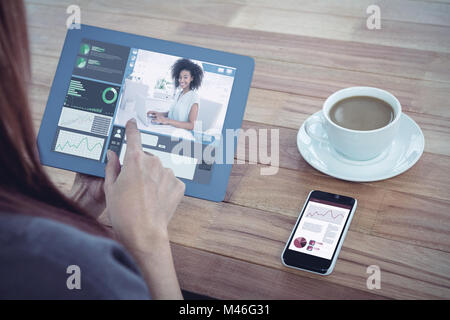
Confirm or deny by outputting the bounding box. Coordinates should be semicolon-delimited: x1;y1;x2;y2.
0;0;109;237
171;58;203;90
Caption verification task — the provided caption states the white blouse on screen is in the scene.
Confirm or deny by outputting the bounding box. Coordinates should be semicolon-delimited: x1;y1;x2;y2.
168;90;200;123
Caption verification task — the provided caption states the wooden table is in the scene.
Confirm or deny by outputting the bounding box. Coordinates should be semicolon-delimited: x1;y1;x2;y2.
26;0;450;299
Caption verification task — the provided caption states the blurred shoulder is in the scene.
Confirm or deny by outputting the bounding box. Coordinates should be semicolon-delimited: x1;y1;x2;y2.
0;213;150;299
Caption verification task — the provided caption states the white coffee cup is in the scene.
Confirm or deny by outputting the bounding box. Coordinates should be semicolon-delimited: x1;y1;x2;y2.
305;87;402;161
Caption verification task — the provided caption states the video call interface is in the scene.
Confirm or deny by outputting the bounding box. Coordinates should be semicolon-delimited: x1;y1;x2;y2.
52;39;236;184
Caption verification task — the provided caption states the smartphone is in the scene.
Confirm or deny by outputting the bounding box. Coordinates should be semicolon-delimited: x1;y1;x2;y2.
281;190;357;275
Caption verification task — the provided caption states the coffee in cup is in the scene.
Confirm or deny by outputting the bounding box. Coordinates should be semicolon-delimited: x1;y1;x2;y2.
305;87;402;161
329;96;395;131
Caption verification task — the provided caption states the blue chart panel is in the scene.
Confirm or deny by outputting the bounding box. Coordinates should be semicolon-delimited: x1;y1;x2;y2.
64;77;120;117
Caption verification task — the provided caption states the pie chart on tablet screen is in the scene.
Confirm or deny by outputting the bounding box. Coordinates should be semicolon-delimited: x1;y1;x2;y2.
294;237;307;248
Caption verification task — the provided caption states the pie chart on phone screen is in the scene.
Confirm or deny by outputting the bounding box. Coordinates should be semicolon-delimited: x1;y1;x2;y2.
294;237;307;248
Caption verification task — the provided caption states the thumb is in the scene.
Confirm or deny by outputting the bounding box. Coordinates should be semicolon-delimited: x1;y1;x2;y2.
104;150;120;193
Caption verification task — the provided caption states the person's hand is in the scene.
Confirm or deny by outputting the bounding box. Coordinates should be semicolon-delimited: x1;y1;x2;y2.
103;118;185;253
104;118;185;299
69;173;106;219
147;110;163;118
154;115;170;125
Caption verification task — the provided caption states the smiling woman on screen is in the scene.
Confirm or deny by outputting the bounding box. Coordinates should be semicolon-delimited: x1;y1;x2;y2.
147;58;204;130
0;0;185;300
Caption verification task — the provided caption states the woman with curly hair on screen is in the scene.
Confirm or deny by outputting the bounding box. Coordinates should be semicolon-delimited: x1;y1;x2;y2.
148;58;203;130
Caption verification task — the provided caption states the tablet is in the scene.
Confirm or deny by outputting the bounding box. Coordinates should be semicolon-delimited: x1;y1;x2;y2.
37;25;254;202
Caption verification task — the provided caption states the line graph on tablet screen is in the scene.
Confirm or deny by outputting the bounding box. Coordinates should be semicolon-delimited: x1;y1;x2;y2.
54;130;104;160
58;107;112;136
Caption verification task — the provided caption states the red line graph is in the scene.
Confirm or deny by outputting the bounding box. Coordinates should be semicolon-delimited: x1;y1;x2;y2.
306;209;344;222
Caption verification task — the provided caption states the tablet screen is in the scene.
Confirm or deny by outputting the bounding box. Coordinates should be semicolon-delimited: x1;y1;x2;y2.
52;38;236;184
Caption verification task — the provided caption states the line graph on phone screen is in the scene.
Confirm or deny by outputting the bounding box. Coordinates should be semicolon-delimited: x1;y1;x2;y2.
54;130;104;160
301;201;349;246
305;204;345;225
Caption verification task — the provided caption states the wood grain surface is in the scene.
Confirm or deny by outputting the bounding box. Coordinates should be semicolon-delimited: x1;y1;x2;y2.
24;0;450;299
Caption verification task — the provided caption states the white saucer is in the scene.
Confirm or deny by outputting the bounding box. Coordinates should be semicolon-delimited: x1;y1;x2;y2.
297;111;425;182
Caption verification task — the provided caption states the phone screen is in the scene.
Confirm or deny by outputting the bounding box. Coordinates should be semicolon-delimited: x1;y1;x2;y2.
288;197;352;260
